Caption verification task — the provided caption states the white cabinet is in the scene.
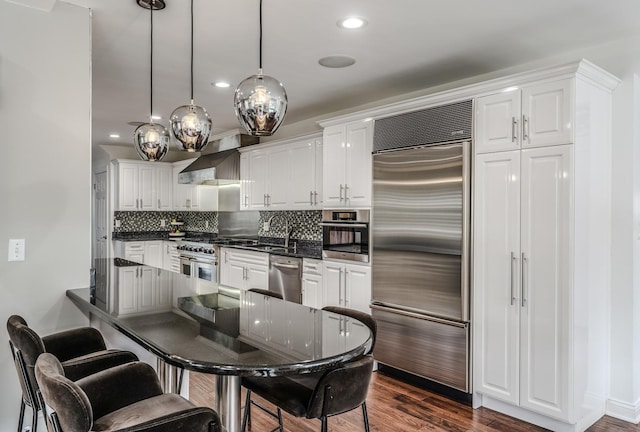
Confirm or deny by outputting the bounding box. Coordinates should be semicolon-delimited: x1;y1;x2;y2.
240;134;323;211
322;260;371;314
144;241;163;269
322;120;373;207
321;309;371;356
173;159;201;210
302;258;323;308
245;146;290;209
473;63;617;430
123;241;145;264
162;241;180;273
113;160;172;211
116;265;172;317
475;79;572;154
290;139;322;208
219;247;269;291
474;146;572;417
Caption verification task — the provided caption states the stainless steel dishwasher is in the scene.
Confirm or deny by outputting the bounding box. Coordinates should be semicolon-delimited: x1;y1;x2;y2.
268;255;302;303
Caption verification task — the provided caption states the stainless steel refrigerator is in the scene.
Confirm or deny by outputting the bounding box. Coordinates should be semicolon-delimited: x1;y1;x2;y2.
371;100;472;393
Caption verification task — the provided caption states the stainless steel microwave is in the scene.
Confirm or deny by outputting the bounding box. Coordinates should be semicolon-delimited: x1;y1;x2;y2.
320;209;370;262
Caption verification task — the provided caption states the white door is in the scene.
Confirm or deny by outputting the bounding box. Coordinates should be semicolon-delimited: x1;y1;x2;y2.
156;165;173;210
475;91;522;154
344;121;373;207
246;264;269;290
94;171;109;261
248;150;268;209
291;140;317;208
473;150;521;405
322;261;343;307
267;146;291;208
519;145;572;420
521;80;572;148
344;263;371;314
323;125;347;206
138;164;156;210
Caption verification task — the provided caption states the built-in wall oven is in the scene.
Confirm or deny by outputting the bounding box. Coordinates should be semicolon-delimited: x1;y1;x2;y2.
320;209;370;262
178;242;218;283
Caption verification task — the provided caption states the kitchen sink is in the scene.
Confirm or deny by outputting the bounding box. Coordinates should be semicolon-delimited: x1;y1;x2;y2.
252;245;289;252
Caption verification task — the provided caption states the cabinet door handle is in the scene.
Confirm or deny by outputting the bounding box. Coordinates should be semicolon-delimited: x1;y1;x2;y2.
186;199;191;209
510;252;516;305
314;191;318;205
512;117;518;142
158;199;161;208
522;115;529;143
338;268;343;304
344;269;349;307
339;184;344;202
263;194;267;207
244;194;248;207
344;184;350;201
310;191;314;206
521;253;528;307
136;198;139;209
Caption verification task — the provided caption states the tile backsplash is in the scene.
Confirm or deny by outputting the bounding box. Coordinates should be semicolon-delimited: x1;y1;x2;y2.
113;210;322;241
113;211;218;233
258;210;321;241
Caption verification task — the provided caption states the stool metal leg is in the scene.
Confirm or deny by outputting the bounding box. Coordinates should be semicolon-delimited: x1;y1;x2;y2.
17;399;25;432
362;401;370;432
241;390;252;432
31;404;38;432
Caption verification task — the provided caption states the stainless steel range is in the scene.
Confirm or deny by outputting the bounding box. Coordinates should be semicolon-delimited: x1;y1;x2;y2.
177;241;217;283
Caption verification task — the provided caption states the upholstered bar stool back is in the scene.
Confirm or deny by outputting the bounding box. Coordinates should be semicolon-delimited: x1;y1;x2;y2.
6;315;138;432
35;353;222;432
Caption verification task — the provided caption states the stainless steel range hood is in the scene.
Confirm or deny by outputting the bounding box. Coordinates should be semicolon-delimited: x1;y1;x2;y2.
178;132;259;185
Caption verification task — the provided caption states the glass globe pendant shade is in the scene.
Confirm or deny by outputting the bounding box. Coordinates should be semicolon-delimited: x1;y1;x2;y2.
234;73;287;136
170;103;212;152
134;122;170;161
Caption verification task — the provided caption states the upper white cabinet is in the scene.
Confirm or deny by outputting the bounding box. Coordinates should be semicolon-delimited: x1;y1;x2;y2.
473;62;619;430
172;159;217;211
290;138;323;208
239;134;323;211
322;120;373;207
475;79;572;154
114;160;173;211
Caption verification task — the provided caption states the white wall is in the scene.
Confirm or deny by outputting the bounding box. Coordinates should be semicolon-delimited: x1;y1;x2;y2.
0;1;91;430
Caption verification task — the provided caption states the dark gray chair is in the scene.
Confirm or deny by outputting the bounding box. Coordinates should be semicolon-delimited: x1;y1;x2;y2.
35;353;222;432
241;307;377;432
247;287;283;299
7;315;138;432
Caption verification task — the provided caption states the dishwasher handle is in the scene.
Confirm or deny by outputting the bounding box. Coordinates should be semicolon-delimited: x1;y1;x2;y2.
272;262;300;270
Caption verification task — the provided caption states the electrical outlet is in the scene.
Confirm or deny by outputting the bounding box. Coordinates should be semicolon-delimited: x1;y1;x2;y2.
8;239;25;261
205;220;209;229
263;222;270;231
115;219;121;228
160;219;166;227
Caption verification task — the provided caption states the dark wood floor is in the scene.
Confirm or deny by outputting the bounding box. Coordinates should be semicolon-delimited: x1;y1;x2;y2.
190;370;638;431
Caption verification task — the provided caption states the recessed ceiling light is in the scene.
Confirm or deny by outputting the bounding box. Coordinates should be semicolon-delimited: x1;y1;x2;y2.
213;81;230;88
109;133;120;139
337;16;367;29
319;55;356;68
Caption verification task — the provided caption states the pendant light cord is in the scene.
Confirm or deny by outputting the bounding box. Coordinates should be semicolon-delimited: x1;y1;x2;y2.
259;0;263;72
190;0;194;102
149;1;154;122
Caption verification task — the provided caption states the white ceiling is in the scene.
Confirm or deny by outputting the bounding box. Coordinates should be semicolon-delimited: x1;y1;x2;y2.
63;0;640;148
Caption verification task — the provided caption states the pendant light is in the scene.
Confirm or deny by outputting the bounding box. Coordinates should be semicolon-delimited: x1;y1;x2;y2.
134;0;169;162
234;0;288;136
170;0;212;152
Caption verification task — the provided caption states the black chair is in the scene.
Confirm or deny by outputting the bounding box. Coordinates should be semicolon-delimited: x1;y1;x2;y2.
247;287;283;299
6;315;138;432
35;353;222;432
241;307;377;432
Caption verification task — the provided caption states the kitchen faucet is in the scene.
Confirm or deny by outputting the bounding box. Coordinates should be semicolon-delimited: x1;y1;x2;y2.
267;214;294;248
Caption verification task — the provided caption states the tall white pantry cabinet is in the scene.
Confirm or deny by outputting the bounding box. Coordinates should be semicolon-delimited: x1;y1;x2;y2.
472;61;619;431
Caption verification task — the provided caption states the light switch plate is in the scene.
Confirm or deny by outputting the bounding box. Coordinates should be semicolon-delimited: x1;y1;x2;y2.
8;239;25;261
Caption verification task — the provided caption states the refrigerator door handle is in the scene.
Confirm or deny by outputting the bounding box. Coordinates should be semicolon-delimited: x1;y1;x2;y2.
370;303;468;328
460;140;471;321
510;252;517;305
521;252;528;307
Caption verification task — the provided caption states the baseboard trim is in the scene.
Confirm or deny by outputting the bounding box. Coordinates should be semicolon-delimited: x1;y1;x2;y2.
605;398;640;424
